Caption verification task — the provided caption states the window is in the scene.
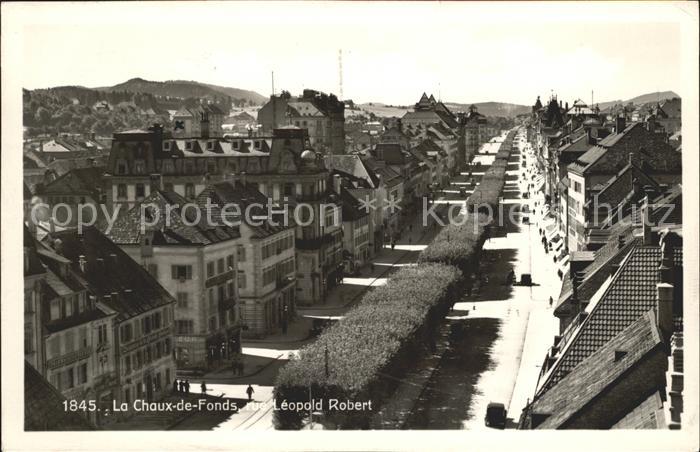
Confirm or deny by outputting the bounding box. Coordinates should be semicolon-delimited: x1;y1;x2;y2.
176;292;189;308
262;266;276;286
65;367;75;389
237;272;246;289
65;297;73;317
117;159;127;175
207;141;215;150
78;362;88;384
124;355;131;374
207;261;215;278
48;336;60;358
154;312;162;329
164;142;171;151
284;183;294;197
209;316;217;332
227;280;235;297
117;184;127;199
134;160;146;174
175;320;194;335
120;323;133;343
64;330;75;353
97;324;108;345
237;246;246;262
226;255;234;271
171;265;192;280
79;327;88;348
208;288;215;309
217;258;224;274
185;183;195;199
218;285;225;303
136;183;145;198
143;316;152;335
185;141;193;151
50;300;60;320
254;141;261;149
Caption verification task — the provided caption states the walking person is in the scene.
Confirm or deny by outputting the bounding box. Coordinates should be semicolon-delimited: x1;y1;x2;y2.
173;379;179;394
549;296;553;307
179;379;185;393
201;381;207;394
246;385;254;402
184;380;190;394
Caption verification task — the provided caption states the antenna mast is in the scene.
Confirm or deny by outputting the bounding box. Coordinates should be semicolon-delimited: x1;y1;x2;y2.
338;49;344;100
271;71;275;96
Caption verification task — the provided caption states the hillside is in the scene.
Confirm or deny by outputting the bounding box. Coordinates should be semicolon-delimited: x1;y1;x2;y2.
95;78;266;105
597;90;679;111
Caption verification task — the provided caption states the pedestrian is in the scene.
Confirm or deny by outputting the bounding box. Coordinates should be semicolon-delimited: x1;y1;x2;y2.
370;263;375;272
408;237;412;245
184;380;190;393
173;379;179;393
549;296;553;307
179;380;185;393
201;381;207;394
391;241;395;250
246;384;254;402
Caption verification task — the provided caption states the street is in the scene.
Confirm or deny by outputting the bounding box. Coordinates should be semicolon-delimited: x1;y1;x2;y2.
179;130;561;431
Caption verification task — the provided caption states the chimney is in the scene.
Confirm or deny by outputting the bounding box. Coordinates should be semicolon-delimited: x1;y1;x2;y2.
587;127;595;145
78;255;87;273
615;116;626;133
641;196;652;245
332;174;343;194
559;100;562;109
617;235;626;249
656;282;674;341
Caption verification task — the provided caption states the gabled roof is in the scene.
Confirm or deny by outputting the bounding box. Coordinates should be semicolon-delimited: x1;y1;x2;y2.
373;143;406;165
48;227;175;322
324;154;380;187
541;239;682;394
25;361;95;431
530;310;665;429
288;101;324;117
592;163;662;207
40;166;106;198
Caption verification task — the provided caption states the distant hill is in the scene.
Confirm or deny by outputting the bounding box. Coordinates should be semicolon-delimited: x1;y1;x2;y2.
95;78;267;105
357;101;529;118
597;90;679;111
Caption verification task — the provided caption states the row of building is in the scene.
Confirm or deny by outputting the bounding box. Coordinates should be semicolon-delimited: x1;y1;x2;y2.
23;88;504;427
519;94;684;429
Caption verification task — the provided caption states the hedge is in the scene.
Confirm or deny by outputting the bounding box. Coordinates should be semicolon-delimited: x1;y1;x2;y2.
417;212;489;273
467;161;508;211
274;263;462;429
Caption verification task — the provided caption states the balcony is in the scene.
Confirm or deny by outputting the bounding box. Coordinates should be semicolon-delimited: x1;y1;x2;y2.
276;276;295;290
47;346;92;370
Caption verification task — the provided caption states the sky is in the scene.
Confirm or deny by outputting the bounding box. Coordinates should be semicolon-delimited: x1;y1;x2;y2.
12;2;688;106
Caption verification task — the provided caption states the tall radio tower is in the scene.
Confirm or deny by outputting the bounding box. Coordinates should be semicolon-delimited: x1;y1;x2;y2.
338;49;344;100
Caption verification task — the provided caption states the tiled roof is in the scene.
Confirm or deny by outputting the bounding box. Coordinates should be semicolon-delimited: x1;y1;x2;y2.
611;391;666;429
544;241;682;393
567;146;607;175
592;163;662;207
531;310;665;429
25;361;95;431
288;101;324;117
50;227;175;322
558;134;592;155
556;231;637;312
39;166;106;198
196;182;292;238
107;191;240;246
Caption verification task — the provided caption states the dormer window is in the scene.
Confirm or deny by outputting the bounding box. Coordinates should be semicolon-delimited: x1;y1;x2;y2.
254;141;261;149
207;141;215;150
164;141;171;151
233;141;240;150
185;141;193;151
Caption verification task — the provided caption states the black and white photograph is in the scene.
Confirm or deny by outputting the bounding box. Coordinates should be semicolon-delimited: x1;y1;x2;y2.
2;2;698;451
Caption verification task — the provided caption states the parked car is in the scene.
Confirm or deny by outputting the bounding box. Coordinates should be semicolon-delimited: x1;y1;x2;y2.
485;402;507;429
